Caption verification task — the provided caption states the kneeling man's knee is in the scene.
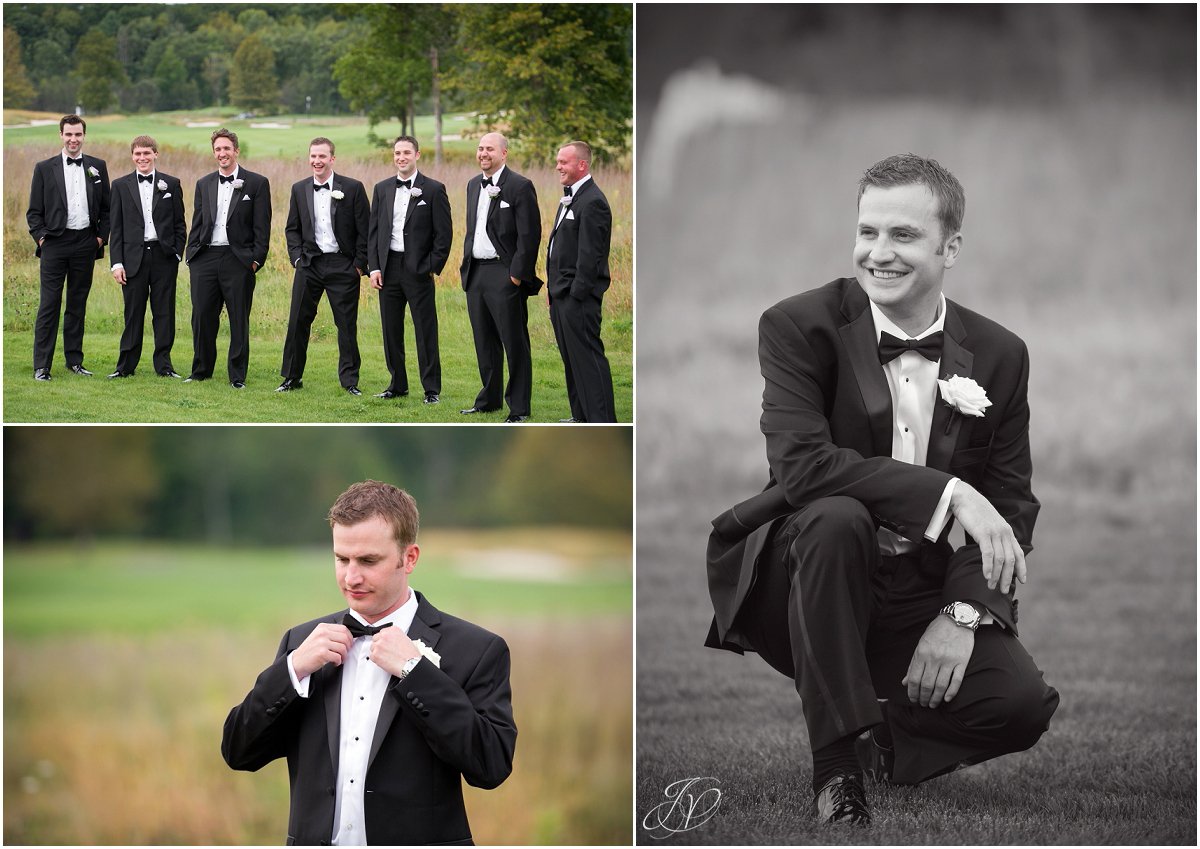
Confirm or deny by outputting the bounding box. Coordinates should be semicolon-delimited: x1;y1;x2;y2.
991;673;1060;752
783;496;874;545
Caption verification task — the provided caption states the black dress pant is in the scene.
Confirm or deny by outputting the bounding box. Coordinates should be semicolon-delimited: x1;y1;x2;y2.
379;252;440;395
189;246;255;383
465;260;531;416
738;496;1059;784
549;291;615;422
34;228;98;370
115;241;178;375
280;253;361;388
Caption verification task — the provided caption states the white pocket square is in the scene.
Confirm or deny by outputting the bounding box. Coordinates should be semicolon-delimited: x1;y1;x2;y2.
163;193;172;198
565;210;575;220
241;195;251;202
500;200;511;209
417;200;427;206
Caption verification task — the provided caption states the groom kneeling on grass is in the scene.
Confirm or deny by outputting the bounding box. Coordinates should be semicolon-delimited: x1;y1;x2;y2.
705;154;1059;825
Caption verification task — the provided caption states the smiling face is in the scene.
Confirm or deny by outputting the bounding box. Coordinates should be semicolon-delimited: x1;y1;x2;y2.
332;515;419;623
477;133;507;176
131;145;158;175
394;140;419;178
854;183;962;331
212;137;239;175
555;145;587;187
309;142;334;182
60;123;85;158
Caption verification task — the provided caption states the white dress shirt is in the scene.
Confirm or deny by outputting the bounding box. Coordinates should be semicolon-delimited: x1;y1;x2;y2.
286;590;420;846
139;171;158;241
471;164;504;260
313;174;339;254
869;295;957;556
389;170;419;253
549;173;590;257
63;150;90;230
210;167;238;246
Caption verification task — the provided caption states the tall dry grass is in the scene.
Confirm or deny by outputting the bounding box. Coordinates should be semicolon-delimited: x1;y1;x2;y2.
4;618;631;845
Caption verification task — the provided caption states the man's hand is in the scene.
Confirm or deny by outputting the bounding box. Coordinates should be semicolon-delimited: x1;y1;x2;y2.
510;275;521;287
96;236;103;248
367;626;421;678
251;261;260;272
290;623;354;679
903;615;974;708
949;481;1026;592
370;270;384;290
112;267;127;285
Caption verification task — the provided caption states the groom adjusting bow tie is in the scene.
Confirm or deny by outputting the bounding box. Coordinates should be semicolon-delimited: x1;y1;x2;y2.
877;330;944;363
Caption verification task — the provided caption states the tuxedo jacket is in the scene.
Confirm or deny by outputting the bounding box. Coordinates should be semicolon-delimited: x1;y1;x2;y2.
706;277;1039;652
185;169;271;270
109;171;187;275
27;152;111;259
547;178;612;301
285;174;369;275
368;172;452;279
459;167;543;296
222;592;516;846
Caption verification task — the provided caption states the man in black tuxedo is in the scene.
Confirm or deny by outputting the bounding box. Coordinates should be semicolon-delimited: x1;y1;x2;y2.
222;480;516;845
705;155;1058;826
278;137;370;396
107;135;187;379
184;128;271;389
368;135;453;404
546;141;616;423
459;132;543;423
26;115;110;380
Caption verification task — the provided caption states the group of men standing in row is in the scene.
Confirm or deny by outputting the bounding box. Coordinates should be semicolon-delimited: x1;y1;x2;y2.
26;115;617;423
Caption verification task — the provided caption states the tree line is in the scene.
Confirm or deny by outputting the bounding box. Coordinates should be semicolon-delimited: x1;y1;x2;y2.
4;427;633;543
3;3;633;162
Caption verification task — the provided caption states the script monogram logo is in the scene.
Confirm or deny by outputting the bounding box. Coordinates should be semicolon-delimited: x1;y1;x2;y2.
641;777;722;839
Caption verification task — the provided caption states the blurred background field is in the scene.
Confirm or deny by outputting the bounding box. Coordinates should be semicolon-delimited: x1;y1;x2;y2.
635;5;1195;844
4;426;633;844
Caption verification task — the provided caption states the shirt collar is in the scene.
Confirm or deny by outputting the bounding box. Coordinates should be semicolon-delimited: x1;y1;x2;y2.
62;150;83;165
568;173;592;195
484;164;506;183
397;170;419;184
219;166;240;182
870;293;946;343
345;588;419;634
315;171;335;188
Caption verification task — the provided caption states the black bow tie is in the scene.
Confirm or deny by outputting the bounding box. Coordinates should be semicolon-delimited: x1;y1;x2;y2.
481;176;493;187
878;330;944;364
313;182;329;191
342;613;394;639
138;173;154;183
396;178;412;189
219;173;235;184
563;186;573;197
66;157;82;166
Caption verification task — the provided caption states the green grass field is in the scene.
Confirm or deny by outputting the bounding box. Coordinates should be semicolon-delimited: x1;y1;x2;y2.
3;114;633;423
4;529;633;844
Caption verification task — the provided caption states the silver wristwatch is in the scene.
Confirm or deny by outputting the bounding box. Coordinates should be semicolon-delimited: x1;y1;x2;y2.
940;601;981;632
396;656;421;681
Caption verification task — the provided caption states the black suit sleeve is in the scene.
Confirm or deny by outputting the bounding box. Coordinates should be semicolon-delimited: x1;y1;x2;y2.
94;160;111;245
571;194;612;299
367;182;384;275
509;178;541;283
389;634;516;789
221;630;306;771
186;179;205;261
26;162;47;245
285;184;303;266
108;180;126;267
352;182;369;274
252;176;272;269
171;179;187;256
430;182;452;276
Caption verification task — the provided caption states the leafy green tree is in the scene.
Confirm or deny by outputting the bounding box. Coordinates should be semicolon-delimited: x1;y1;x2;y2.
451;4;632;164
75;28;128;113
228;32;279;113
4;26;37;108
153;44;196;110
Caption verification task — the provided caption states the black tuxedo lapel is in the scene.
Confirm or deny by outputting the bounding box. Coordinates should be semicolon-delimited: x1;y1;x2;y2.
402;175;421;228
926;302;973;473
50;155;66;207
366;600;443;770
329;177;340;225
322;660;343;776
84;156;98;217
227;178;244;225
306;181;317;235
837;285;893;459
466;179;481;242
204;175;218;231
382;180;396;243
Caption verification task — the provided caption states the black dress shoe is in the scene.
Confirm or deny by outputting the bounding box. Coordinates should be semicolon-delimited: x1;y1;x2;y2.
68;365;93;376
159;370;182;378
275;378;303;392
346;386;363;396
108;370;131;379
812;772;871;826
855;701;894;784
504;414;528;423
374;388;408;399
460;405;498;415
34;368;51;381
230;381;246;389
423;393;440;405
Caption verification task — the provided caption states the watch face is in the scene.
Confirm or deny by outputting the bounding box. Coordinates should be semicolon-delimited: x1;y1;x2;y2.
954;606;972;624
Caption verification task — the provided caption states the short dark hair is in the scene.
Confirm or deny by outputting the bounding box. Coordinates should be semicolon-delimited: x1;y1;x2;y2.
393;135;420;153
858;153;965;240
130;135;158;153
328;480;420;547
564;140;591;162
310;136;335;155
60;115;85;134
211;127;239;150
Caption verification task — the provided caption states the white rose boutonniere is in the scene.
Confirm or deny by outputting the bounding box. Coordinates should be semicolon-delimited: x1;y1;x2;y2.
559;195;573;207
330;189;345;201
411;638;441;668
937;375;991;432
409;187;422;198
156;179;168;192
231;178;245;190
87;165;99;178
485;185;501;199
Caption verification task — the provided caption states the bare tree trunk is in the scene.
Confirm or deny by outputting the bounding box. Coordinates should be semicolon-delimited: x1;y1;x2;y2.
431;45;443;166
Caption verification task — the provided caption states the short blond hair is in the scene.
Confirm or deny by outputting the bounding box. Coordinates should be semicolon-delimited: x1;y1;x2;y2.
327;480;419;546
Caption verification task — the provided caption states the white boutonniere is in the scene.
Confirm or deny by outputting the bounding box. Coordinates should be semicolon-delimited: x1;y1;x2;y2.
559;195;573;207
156;179;168;192
331;189;345;201
409;187;422;198
87;165;99;178
937;375;991;432
485;185;501;199
231;178;244;190
411;638;441;668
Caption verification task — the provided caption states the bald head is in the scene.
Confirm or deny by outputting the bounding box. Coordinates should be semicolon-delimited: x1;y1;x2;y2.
477;132;509;176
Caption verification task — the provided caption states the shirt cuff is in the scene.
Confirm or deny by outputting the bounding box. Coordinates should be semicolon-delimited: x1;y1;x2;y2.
111;263;124;272
286;652;311;698
924;477;958;542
